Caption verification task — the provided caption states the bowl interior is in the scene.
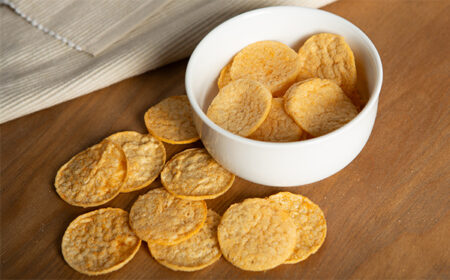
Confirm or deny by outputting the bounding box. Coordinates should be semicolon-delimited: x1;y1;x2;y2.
186;6;382;133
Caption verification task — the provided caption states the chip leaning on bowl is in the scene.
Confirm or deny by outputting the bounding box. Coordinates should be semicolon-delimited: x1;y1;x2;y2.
207;34;361;142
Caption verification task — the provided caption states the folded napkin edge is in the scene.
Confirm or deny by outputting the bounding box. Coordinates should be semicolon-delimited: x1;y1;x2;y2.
1;0;85;53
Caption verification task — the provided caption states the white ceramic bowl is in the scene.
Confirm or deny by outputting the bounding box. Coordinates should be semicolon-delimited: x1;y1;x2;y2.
185;6;382;187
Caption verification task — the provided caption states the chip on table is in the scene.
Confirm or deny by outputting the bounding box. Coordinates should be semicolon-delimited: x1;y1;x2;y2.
268;192;327;264
106;131;165;193
55;140;127;207
144;95;199;144
284;78;358;137
149;210;222;271
218;198;297;271
161;148;235;200
61;208;141;275
129;188;207;245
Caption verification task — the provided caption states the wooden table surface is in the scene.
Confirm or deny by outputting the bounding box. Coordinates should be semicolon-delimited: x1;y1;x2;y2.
1;0;449;279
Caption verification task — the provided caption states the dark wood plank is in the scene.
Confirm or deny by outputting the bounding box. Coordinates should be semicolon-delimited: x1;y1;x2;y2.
1;0;449;279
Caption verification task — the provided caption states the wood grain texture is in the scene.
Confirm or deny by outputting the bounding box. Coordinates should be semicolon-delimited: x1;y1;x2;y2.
1;0;449;279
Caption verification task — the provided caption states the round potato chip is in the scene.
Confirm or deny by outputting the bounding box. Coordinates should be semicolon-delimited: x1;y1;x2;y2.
207;79;272;137
297;33;359;104
218;198;296;271
284;78;358;137
144;95;199;144
106;131;166;193
129;188;207;245
61;208;141;275
161;148;234;200
55;140;127;207
217;61;233;89
268;192;327;264
149;209;222;271
230;41;300;97
249;98;303;142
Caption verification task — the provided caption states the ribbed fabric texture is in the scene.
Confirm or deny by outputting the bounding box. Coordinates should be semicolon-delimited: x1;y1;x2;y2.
3;0;170;55
0;0;335;124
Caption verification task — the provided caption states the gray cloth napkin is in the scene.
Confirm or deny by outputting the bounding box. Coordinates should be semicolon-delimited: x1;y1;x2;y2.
0;0;336;123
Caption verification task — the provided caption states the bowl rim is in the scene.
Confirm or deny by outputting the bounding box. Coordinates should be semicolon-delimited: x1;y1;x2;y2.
185;6;383;148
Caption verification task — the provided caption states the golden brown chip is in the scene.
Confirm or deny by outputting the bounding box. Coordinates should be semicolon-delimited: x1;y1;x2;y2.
249;98;303;142
207;79;272;137
161;148;234;200
149;210;222;271
106;131;166;193
144;95;199;144
129;188;207;245
217;61;233;89
284;78;358;137
61;208;141;275
297;33;359;104
55;140;127;207
230;41;300;97
268;192;327;264
218;198;296;271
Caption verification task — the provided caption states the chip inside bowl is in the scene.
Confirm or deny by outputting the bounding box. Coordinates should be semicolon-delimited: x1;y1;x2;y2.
297;33;361;106
249;97;303;142
230;40;301;97
284;78;358;137
207;33;363;142
217;60;233;89
207;79;272;137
